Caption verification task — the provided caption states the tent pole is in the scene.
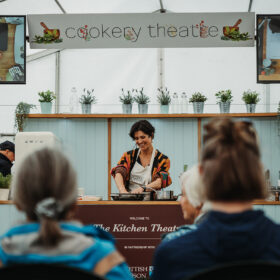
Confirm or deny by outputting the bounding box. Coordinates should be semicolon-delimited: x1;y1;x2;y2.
158;48;165;90
54;0;67;14
55;51;61;113
157;2;166;90
264;84;270;112
248;0;254;12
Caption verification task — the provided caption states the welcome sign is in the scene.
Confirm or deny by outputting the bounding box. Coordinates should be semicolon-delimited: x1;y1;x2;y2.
28;13;255;49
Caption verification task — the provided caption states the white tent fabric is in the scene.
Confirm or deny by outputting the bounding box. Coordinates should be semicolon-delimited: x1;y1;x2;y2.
0;0;280;133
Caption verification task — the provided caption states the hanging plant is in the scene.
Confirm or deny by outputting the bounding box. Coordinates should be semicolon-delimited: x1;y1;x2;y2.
14;102;36;132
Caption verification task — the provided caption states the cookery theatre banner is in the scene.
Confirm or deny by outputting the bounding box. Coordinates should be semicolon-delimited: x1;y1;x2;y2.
28;12;255;49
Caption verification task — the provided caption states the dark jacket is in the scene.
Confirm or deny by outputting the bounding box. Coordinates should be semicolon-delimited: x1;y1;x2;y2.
152;210;280;280
0;153;12;176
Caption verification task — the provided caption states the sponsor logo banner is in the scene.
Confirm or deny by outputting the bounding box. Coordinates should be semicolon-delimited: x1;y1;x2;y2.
28;13;255;48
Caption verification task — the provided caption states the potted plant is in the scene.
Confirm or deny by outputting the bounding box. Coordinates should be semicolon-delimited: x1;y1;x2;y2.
0;173;11;200
119;88;134;114
215;89;233;113
133;87;150;114
38;90;56;114
242;90;260;113
79;88;97;114
157;87;171;114
14;102;36;132
189;92;207;114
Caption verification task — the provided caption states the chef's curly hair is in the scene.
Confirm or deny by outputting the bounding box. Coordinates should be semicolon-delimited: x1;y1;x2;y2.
129;120;155;140
201;117;267;202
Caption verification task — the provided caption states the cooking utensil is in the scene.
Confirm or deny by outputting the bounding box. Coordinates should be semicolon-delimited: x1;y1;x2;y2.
111;193;148;201
152;190;182;201
223;19;242;36
40;22;60;39
154;190;174;200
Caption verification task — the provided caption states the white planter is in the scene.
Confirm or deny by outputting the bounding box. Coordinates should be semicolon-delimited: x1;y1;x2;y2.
40;102;52;114
0;189;10;200
138;104;148;114
246;104;256;113
81;104;92;114
192;102;204;114
122;104;132;114
160;105;169;114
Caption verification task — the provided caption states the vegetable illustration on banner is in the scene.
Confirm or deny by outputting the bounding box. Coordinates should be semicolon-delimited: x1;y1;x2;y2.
221;19;252;41
32;22;63;44
78;25;91;41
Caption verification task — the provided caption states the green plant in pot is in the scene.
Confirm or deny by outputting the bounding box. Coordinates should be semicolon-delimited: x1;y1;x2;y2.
0;173;12;200
189;92;207;114
119;88;134;114
38;90;56;114
14;102;36;132
157;87;171;114
242;90;260;113
215;89;233;113
79;88;97;114
133;88;150;114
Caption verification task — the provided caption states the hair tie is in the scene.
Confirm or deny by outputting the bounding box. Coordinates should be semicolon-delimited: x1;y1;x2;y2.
35;197;63;219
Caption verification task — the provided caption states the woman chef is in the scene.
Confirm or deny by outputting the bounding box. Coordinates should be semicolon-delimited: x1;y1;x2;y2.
111;120;172;194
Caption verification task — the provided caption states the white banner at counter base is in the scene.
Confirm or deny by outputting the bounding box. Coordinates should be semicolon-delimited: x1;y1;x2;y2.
28;13;255;49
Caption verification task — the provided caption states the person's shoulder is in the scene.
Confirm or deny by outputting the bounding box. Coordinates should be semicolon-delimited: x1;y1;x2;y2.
157;228;198;256
66;223;118;255
62;223;116;244
155;149;169;160
124;148;138;157
162;224;197;242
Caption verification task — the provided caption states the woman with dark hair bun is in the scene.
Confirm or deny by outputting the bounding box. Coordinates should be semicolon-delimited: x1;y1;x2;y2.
152;117;280;280
111;120;171;196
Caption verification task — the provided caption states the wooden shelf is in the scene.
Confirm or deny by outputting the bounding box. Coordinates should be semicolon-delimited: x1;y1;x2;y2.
27;113;278;119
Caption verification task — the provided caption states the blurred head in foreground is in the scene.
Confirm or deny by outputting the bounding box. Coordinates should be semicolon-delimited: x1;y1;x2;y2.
12;147;77;245
180;165;210;224
201;117;266;204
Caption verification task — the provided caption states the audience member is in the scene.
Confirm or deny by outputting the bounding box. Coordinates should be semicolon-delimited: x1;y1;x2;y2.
152;118;280;280
0;140;15;176
161;165;210;242
0;147;133;280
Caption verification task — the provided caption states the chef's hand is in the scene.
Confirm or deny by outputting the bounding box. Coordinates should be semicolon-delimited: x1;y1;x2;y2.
131;187;144;194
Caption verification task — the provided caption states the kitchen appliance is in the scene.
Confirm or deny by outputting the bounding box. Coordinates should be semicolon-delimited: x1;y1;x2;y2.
14;131;60;171
110;191;181;201
111;193;148;201
152;190;181;201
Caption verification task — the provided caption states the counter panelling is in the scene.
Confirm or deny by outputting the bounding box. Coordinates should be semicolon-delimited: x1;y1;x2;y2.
0;200;280;277
25;113;280;199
